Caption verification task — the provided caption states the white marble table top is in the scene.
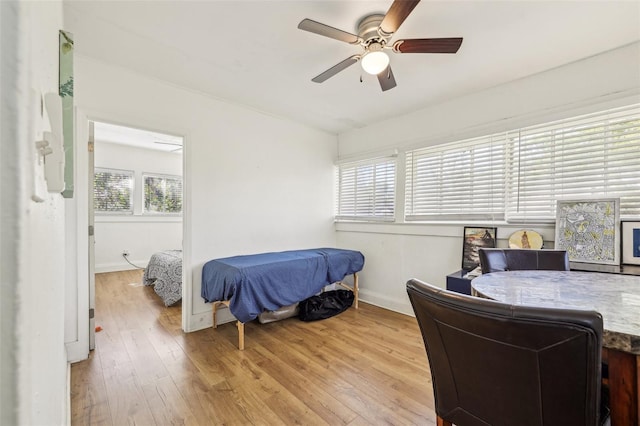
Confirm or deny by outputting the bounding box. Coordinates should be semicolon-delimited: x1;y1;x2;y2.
472;270;640;354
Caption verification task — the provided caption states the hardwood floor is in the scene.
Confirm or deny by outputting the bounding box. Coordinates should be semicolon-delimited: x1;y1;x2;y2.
70;270;437;425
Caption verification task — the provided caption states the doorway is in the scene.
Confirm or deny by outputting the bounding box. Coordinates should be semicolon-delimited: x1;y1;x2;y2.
89;121;184;349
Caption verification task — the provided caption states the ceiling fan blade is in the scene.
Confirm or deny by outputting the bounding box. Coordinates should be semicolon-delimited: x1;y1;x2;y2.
379;0;421;36
298;19;362;44
312;55;360;83
393;38;463;54
377;66;397;92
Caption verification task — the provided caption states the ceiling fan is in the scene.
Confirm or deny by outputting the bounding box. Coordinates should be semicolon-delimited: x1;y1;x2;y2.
298;0;463;91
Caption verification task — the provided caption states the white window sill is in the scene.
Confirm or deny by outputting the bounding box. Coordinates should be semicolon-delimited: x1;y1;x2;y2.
335;220;556;241
95;215;182;223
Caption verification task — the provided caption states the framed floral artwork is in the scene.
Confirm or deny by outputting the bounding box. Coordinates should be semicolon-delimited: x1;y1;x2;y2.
555;198;620;265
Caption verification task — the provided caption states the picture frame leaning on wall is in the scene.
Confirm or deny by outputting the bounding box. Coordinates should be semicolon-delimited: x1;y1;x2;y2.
621;220;640;266
555;198;620;266
462;227;497;271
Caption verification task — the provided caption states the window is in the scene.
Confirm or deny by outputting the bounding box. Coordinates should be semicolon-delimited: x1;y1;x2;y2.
404;104;640;222
93;168;134;214
143;173;182;214
336;157;396;221
405;135;506;221
505;104;640;221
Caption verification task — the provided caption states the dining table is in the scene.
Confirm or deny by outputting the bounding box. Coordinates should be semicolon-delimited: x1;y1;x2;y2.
472;270;640;426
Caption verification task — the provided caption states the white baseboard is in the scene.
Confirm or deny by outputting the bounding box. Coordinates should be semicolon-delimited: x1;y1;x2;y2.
186;291;412;333
358;288;414;317
95;260;147;273
187;305;236;332
65;339;89;363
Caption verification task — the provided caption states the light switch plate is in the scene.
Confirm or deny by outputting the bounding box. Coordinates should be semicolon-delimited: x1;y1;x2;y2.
30;89;46;203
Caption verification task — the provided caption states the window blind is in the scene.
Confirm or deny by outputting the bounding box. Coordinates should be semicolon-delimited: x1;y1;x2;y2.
336;157;396;221
405;134;506;221
505;104;640;221
93;168;133;213
143;173;183;214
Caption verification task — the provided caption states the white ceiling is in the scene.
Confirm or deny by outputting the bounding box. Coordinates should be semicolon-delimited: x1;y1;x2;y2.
64;0;640;135
94;121;183;152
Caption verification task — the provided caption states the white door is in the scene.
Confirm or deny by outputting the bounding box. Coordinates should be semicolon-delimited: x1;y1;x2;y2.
88;121;96;350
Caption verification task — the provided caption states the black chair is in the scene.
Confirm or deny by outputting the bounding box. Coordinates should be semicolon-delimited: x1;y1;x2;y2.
478;247;609;397
478;248;569;274
407;279;607;426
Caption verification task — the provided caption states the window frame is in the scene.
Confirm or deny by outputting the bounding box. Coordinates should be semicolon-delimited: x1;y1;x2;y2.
142;172;183;216
93;167;135;215
401;103;640;224
504;105;640;222
335;156;397;222
405;134;507;222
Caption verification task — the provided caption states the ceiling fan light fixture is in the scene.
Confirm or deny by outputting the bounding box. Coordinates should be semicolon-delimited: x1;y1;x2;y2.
361;43;389;75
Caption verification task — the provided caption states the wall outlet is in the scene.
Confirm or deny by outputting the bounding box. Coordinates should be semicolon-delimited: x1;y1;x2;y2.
122;250;130;257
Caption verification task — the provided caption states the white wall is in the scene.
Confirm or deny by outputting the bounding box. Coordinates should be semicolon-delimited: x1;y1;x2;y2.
73;56;337;334
339;43;640;158
336;42;640;316
94;141;182;272
1;1;68;425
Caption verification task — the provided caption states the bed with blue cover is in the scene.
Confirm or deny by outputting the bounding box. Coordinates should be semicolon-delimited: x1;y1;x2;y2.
201;248;365;349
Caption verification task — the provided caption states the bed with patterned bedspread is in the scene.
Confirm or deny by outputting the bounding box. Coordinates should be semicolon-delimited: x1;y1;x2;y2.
143;250;182;306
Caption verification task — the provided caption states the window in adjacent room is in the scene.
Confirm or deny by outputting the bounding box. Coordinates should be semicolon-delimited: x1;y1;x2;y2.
93;168;134;214
336;156;396;221
143;173;183;215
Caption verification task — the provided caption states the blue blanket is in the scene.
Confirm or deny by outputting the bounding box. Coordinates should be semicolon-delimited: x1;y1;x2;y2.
201;248;365;323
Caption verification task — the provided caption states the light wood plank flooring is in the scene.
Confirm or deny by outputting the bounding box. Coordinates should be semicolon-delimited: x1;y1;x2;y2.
70;270;437;425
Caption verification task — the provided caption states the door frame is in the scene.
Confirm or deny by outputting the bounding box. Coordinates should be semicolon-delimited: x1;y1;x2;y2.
66;108;191;362
88;121;95;351
65;109;90;362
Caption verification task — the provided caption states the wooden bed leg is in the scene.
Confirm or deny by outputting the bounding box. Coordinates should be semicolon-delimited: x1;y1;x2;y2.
237;321;245;350
213;300;231;329
212;302;219;329
212;301;244;350
353;273;359;309
337;273;360;310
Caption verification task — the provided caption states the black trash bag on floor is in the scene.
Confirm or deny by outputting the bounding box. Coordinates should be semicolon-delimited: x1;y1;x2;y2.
299;290;354;322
